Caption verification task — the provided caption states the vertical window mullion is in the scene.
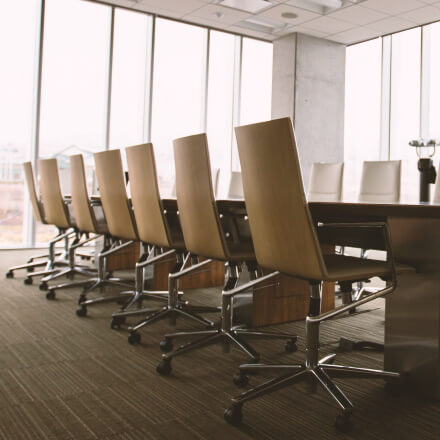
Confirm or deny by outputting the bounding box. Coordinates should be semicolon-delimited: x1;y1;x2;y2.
380;35;391;160
28;0;46;247
230;36;242;172
143;15;155;143
104;7;115;150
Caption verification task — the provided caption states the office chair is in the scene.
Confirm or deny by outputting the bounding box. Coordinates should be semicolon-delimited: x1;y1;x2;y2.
44;154;119;299
21;159;86;286
112;143;219;341
227;171;244;199
5;162;69;279
345;160;402;306
359;160;401;203
307;162;344;202
155;133;297;376
223;117;404;431
432;165;440;202
74;149;141;317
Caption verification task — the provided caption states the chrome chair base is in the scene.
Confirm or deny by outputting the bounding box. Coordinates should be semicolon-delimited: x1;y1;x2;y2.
156;326;298;375
125;304;218;344
224;353;399;431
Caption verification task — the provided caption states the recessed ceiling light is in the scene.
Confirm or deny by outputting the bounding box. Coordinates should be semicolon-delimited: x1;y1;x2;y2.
281;12;298;19
214;12;224;18
217;0;273;14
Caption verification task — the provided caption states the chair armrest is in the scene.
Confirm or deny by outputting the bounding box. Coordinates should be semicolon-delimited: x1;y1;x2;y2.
311;222;397;323
222;271;280;298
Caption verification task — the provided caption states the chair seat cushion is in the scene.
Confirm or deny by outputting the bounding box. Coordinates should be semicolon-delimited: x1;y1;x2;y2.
323;254;414;282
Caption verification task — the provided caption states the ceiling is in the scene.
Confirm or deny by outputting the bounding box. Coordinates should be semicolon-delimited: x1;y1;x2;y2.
89;0;440;44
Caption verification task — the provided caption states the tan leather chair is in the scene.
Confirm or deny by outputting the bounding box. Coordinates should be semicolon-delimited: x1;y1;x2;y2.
74;149;140;317
224;118;402;431
155;133;297;376
359;160;401;202
43;154;115;299
111;143;219;340
308;162;344;202
21;159;82;286
5;162;68;279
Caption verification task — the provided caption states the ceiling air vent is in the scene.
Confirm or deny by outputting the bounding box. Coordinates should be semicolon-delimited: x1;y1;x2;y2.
217;0;273;14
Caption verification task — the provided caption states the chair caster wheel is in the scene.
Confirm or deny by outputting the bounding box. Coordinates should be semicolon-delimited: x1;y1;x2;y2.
156;359;172;375
46;290;56;300
76;306;87;317
24;277;33;285
27;267;34;273
349;307;356;314
334;414;352;432
128;332;141;345
233;372;249;388
224;406;242;426
159;338;173;353
110;316;125;329
5;271;13;279
39;282;48;291
78;294;86;305
285;339;298;353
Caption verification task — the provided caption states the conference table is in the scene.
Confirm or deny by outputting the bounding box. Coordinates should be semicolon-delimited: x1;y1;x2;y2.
214;198;440;400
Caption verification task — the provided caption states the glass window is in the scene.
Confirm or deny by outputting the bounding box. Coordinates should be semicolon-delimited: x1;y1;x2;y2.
233;37;273;170
0;0;40;247
344;38;382;201
206;31;236;196
109;9;153;150
427;22;440;140
150;19;207;196
240;38;273;125
38;0;111;243
390;28;421;202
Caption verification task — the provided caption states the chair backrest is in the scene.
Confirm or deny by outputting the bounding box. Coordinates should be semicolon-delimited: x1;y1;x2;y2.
227;171;244;199
23;162;46;224
433;164;440;203
308;162;344;202
170;167;220;198
93;149;138;241
235;118;327;280
125;143;171;248
173;134;227;260
359;160;401;202
38;158;71;229
70;154;97;233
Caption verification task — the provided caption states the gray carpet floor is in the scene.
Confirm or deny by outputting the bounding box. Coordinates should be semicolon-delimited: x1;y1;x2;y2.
0;250;439;440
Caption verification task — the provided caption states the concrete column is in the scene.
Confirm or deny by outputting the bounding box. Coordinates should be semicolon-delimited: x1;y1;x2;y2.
271;33;345;188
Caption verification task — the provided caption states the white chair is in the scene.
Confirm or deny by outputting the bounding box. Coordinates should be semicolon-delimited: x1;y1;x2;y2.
227;171;244;199
432;163;440;203
308;162;344;202
359;160;401;202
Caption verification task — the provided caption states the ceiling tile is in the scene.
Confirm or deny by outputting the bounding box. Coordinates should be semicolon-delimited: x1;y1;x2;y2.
184;4;251;25
328;26;380;44
300;16;355;33
326;5;387;25
361;0;426;15
256;4;320;26
399;5;440;23
366;16;416;33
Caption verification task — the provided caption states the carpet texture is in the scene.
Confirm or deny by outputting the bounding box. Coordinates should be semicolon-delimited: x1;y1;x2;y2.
0;250;438;440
